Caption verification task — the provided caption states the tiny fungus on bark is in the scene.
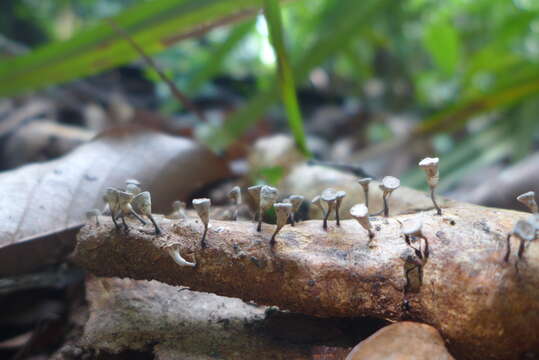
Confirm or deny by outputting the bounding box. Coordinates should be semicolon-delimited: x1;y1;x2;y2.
271;202;292;245
103;187;146;231
287;195;304;226
379;176;401;217
192;198;211;248
516;191;538;214
357;177;372;208
321;188;338;230
335;191;346;226
85;209;101;226
402;218;429;260
131;191;161;235
311;195;326;220
258;185;279;232
125;179;142;195
419;157;441;215
247;185;263;221
504;218;537;262
350;203;374;240
166;200;186;219
228;186;242;221
167;247;196;267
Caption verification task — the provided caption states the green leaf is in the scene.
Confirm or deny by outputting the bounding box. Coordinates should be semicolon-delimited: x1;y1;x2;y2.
263;0;310;157
423;19;461;76
0;0;265;97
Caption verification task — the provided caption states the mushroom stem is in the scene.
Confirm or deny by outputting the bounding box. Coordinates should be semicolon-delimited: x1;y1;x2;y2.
383;194;389;217
129;208;147;225
270;229;278;245
201;226;208;248
504;234;512;262
148;214;161;235
167;248;196;267
430;187;442;216
323;203;334;230
111;210;120;230
257;213;263;232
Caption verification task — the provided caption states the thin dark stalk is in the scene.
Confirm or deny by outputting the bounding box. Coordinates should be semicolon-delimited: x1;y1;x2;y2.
148;214;161;235
335;207;341;226
504;234;511;262
431;187;442;215
257;209;262;232
111;210;120;230
129;209;147;225
383;195;389;217
201;227;208;248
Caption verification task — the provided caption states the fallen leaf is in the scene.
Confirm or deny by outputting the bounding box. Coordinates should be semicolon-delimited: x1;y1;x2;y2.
0;127;229;275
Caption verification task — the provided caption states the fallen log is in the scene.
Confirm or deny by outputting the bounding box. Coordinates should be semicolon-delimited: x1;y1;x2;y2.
73;203;539;360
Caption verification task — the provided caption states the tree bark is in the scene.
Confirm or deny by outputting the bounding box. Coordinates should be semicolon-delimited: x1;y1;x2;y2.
73;203;539;360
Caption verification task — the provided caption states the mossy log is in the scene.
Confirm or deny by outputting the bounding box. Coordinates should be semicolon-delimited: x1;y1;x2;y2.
73;203;539;360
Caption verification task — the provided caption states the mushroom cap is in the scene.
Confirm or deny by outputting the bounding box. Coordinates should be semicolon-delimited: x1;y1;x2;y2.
125;178;141;186
125;183;141;195
311;195;322;206
357;177;372;185
274;202;292;214
350;203;368;218
402;218;423;236
260;185;279;209
228;186;241;202
336;190;346;200
288;195;304;211
513;219;537;241
131;191;152;215
103;187;119;203
192;198;211;210
380;176;400;192
517;191;536;203
172;200;186;211
247;185;263;201
116;190;134;206
321;188;338;202
418;157;439;169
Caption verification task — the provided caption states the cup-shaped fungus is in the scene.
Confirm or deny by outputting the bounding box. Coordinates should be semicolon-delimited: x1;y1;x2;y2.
357;177;372;208
505;218;537;262
321;188;338;230
228;186;242;221
312;195;325;216
350;203;374;240
419;157;441;215
247;185;263;221
85;209;101;226
131;191;161;235
517;191;538;214
288;195;304;226
192;198;211;248
335;191;346;226
258;186;279;232
379;176;400;217
125;179;141;195
103;187;146;230
271;202;292;245
402;218;428;260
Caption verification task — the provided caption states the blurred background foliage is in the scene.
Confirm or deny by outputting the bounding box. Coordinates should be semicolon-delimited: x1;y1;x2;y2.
1;0;539;193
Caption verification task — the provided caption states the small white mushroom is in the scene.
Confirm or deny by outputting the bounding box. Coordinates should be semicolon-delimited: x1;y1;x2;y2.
248;185;263;222
166;200;186;219
193;198;211;248
335;191;346;226
287;195;304;226
516;191;538;214
167;248;196;267
228;186;242;221
402;218;428;260
125;179;141;195
85;209;101;226
103;187;145;230
357;177;372;208
505;219;537;262
350;203;374;240
311;195;325;218
419;157;441;215
258;186;279;232
131;191;161;235
271;202;292;245
379;176;400;217
321;188;338;230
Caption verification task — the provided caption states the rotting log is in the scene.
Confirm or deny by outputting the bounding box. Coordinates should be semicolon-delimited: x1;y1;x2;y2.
73;204;539;360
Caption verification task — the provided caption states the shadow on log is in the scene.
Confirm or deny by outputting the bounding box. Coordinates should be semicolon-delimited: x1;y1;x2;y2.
73;204;539;360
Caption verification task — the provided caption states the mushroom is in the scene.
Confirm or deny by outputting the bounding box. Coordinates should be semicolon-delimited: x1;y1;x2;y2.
402;218;428;260
287;195;304;226
85;209;101;226
379;176;400;217
419;157;441;215
350;203;374;241
271;202;292;245
516;191;538;214
228;186;242;221
167;247;196;267
247;185;263;221
125;178;141;195
320;188;338;230
357;177;372;208
131;191;161;235
166;200;186;219
504;218;537;262
335;191;346;226
192;198;211;248
258;186;279;232
103;187;146;231
311;195;326;219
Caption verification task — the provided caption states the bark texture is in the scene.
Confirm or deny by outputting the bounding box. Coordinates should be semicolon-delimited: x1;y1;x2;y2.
73;203;539;360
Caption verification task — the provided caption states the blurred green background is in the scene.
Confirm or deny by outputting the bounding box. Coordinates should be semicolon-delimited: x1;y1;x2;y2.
1;0;539;193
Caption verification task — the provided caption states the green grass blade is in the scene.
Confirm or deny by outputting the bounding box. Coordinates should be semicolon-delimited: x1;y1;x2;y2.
263;0;310;156
0;0;265;97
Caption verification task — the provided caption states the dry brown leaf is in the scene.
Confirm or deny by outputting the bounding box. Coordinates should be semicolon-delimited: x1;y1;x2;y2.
0;127;229;275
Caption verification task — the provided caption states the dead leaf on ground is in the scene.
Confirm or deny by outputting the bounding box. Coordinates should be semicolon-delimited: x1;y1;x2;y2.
0;127;229;275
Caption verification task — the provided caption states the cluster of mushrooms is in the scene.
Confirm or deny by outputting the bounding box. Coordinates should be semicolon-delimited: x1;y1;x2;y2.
85;156;538;267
